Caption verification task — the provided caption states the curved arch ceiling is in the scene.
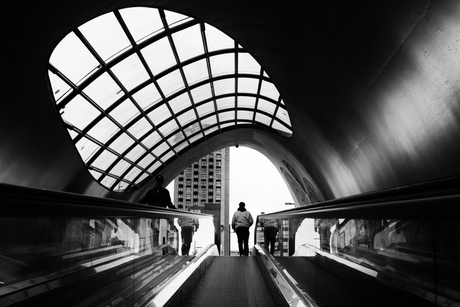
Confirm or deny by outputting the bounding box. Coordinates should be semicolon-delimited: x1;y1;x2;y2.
48;7;292;193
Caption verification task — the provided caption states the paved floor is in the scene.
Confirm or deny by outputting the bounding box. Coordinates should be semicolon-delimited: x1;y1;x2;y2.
184;256;278;307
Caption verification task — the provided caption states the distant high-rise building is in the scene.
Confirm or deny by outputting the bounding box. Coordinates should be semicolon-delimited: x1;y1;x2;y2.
173;148;230;255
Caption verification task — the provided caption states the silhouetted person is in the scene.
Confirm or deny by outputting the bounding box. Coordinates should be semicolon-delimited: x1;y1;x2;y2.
232;202;254;256
139;175;176;250
139;175;176;209
178;217;199;255
260;217;279;255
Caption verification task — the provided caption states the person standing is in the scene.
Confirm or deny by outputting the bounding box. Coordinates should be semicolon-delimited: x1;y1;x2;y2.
139;174;176;252
177;217;199;256
260;217;279;255
231;202;254;256
138;174;176;209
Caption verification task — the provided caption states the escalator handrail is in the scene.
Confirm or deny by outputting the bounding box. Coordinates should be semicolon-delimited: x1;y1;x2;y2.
145;243;219;307
0;182;212;219
254;244;317;307
258;176;460;219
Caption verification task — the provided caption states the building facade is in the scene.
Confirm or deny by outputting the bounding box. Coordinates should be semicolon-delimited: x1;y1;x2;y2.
173;148;230;255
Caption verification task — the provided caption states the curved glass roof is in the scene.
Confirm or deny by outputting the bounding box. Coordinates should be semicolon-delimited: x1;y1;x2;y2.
48;7;292;193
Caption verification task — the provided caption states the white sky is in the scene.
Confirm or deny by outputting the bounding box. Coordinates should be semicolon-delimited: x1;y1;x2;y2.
227;146;294;216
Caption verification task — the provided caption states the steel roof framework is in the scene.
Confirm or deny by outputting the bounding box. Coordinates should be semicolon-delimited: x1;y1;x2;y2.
48;7;292;193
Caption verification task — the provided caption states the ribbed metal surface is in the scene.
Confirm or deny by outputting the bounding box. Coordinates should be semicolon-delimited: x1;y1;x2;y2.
184;256;277;307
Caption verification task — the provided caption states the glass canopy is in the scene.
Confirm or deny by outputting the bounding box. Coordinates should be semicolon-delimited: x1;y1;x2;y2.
48;7;292;193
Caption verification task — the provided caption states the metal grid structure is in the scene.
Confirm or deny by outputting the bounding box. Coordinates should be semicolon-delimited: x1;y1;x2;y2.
48;7;292;193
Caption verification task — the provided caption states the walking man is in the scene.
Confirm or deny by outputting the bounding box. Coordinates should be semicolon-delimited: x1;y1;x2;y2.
231;202;254;256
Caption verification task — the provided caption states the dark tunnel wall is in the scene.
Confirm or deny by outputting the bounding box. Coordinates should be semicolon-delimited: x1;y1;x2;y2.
1;0;460;205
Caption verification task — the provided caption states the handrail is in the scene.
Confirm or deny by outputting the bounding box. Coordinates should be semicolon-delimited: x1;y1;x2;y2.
254;244;317;307
146;243;219;307
0;182;212;219
259;175;460;219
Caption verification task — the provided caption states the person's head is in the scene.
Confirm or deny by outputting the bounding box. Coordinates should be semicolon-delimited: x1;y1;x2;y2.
153;174;164;188
238;202;247;211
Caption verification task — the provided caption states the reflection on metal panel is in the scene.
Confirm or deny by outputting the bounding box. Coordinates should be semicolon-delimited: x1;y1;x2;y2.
254;245;317;307
0;216;215;306
288;217;459;306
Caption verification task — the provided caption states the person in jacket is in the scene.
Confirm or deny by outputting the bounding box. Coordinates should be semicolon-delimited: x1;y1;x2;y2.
231;202;254;256
260;217;279;255
177;217;199;256
138;175;176;209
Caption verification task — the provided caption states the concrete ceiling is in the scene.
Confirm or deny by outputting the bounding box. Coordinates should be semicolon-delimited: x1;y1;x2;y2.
2;0;460;206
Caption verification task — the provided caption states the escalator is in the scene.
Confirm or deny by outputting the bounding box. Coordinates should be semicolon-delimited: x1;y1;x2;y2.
158;245;316;307
2;179;459;307
172;247;442;307
183;256;284;307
